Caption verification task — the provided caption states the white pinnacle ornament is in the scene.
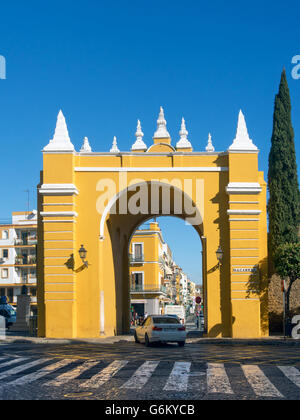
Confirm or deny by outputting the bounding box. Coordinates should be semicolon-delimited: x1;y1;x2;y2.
43;110;75;152
153;107;170;139
131;120;147;151
206;133;215;152
228;110;258;151
110;136;120;153
176;118;192;149
80;137;92;153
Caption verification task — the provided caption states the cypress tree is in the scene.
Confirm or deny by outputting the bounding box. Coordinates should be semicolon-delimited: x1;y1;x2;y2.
268;69;300;266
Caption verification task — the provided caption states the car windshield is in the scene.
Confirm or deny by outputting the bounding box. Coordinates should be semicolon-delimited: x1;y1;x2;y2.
153;317;180;324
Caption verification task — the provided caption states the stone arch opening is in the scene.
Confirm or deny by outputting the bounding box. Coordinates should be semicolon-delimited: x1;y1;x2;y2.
102;181;205;335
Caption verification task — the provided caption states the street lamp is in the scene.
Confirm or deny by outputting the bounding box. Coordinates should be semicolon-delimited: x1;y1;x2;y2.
78;245;89;267
216;245;223;267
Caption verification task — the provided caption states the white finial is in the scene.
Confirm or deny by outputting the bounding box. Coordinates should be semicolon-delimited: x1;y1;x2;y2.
176;118;192;149
43;110;75;152
206;133;215;152
110;136;120;153
228;110;258;151
131;120;147;151
80;137;92;153
153;107;171;139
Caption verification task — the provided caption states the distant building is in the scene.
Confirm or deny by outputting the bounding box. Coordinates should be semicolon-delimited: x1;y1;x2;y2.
129;221;171;317
0;211;37;312
129;220;194;318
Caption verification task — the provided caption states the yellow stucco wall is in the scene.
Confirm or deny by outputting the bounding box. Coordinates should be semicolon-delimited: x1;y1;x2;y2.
37;134;268;339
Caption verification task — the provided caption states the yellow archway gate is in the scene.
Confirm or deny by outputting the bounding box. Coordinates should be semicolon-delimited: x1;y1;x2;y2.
37;108;268;339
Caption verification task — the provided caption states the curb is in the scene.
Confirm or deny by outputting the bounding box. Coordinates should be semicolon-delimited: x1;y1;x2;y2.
1;335;300;346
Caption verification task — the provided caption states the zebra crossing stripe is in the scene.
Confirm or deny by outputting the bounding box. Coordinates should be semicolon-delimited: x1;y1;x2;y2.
0;357;29;369
278;366;300;388
163;362;191;392
80;360;128;388
122;361;160;390
242;365;283;398
5;359;74;386
0;358;50;381
45;360;99;387
207;363;234;394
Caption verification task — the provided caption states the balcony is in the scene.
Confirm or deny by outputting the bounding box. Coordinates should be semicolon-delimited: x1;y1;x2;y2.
130;284;167;294
15;237;37;246
129;254;144;264
15;256;37;265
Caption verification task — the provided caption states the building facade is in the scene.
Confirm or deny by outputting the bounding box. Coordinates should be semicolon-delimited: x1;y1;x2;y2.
37;107;268;339
0;211;37;311
129;221;170;317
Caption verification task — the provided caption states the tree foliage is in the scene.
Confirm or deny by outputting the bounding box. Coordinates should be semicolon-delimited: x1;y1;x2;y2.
268;70;300;261
274;243;300;282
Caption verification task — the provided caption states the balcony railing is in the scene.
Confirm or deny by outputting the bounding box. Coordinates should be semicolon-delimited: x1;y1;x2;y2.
129;254;144;264
15;256;37;265
130;284;167;294
15;237;37;246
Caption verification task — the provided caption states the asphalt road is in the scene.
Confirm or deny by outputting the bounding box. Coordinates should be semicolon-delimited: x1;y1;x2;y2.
0;340;299;400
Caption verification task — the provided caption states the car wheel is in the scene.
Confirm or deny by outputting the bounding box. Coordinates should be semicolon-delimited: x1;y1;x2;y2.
134;331;139;343
145;334;151;347
178;341;185;347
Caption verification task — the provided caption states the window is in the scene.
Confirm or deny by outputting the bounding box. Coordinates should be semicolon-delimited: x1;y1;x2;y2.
2;249;8;259
2;230;8;240
1;269;8;279
30;288;37;297
131;273;143;291
134;244;143;258
0;288;5;297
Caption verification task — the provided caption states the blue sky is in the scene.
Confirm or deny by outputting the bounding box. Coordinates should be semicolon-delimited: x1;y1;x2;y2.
0;0;299;282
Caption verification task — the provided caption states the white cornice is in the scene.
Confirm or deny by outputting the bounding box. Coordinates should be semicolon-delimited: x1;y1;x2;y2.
40;211;78;217
227;210;262;215
75;167;228;172
38;184;79;196
226;182;262;194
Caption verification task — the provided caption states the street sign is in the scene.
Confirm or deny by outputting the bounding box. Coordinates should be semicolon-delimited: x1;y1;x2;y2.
196;296;201;304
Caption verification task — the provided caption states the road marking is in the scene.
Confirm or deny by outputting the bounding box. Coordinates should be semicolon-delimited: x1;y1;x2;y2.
0;358;50;381
0;357;29;369
6;359;74;386
164;362;191;392
278;366;300;388
80;360;128;388
242;365;283;398
122;361;160;390
45;360;99;387
207;363;234;394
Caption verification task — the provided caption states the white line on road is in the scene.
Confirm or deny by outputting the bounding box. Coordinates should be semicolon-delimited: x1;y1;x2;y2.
242;365;283;398
207;363;234;394
45;360;99;387
122;361;160;390
164;362;191;392
0;357;29;369
6;359;74;386
278;366;300;388
0;358;50;381
80;360;128;388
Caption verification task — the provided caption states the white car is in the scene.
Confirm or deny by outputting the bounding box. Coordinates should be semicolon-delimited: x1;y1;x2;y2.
134;315;187;347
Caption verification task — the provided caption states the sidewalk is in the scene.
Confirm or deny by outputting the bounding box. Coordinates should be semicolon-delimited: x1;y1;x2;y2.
1;331;300;346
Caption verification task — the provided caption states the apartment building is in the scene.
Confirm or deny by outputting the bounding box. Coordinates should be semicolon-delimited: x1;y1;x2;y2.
129;221;170;317
0;211;37;311
129;220;195;318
